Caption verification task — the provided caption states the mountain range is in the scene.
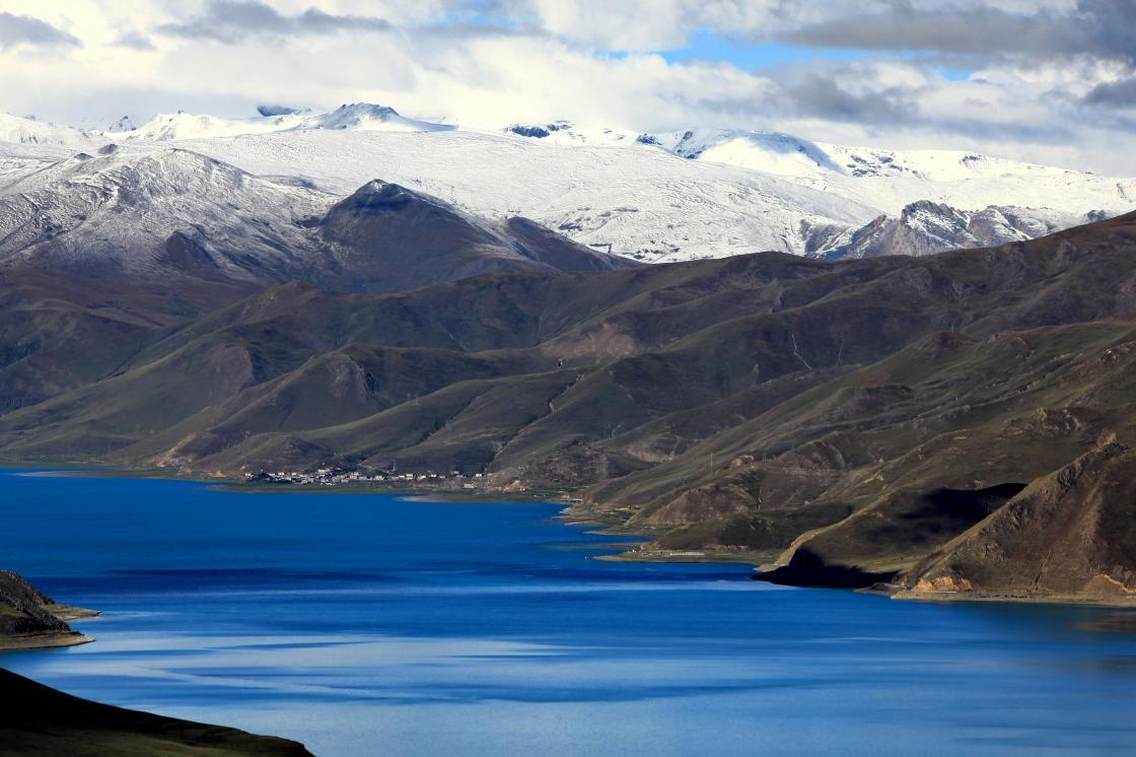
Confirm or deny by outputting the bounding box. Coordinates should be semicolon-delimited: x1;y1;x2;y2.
0;149;625;290
2;104;1131;263
1;104;1135;605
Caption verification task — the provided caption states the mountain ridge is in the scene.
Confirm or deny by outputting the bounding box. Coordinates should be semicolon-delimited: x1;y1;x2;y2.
2;104;1131;264
0;148;631;292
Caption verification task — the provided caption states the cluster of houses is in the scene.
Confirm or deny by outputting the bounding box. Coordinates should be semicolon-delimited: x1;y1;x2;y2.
244;467;488;488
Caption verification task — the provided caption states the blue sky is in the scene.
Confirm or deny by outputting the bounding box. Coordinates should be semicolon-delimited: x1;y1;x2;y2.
661;31;975;81
662;32;868;69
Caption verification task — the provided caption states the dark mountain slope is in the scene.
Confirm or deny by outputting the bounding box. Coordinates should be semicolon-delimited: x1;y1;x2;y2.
167;370;585;475
323;182;628;291
0;248;999;470
0;271;253;412
0;167;629;423
4;213;1136;476
634;318;1136;577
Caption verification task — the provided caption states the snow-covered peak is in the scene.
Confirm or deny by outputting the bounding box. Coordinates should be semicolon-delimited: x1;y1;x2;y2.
647;128;1112;187
105;115;137;133
807;200;1083;261
308;103;453;133
636;126;1132;216
106;111;308;141
90;103;453;142
0;145;333;282
0;113;92;147
813;144;1095;184
257;104;305;117
655;129;846;177
0;146;254;201
495;119;1103;193
500;121;643;146
2;103;1133;268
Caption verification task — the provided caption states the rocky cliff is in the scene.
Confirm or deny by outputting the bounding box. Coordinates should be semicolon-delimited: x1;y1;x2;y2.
0;571;95;649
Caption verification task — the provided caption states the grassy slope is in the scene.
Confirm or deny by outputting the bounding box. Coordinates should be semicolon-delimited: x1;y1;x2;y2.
0;669;312;756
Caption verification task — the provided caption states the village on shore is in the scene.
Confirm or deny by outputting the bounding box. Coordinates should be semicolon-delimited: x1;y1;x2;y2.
241;466;527;493
247;466;489;487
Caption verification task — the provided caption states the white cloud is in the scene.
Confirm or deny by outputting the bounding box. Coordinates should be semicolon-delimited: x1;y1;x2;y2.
0;0;1133;175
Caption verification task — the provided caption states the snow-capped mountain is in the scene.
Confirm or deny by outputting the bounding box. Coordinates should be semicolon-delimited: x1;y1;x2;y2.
105;111;305;141
804;201;1083;261
659;128;846;177
0;147;329;281
169;127;876;261
100;104;455;142
501;121;641;146
309;103;454;133
0;113;92;148
0;145;628;290
105;115;137;133
0;103;1132;265
520;125;1132;218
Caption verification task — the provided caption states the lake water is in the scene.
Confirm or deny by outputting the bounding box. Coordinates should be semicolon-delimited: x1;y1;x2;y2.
2;469;1135;756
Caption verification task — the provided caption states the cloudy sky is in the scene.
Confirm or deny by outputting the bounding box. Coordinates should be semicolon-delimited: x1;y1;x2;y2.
2;0;1135;173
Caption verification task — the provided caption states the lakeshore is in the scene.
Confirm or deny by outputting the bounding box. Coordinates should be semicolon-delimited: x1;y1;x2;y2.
12;465;1136;608
3;468;1136;756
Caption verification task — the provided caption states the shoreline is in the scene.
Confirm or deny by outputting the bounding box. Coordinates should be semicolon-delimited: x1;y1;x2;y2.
5;464;579;503
891;589;1136;609
45;605;101;622
7;464;1136;611
0;633;95;651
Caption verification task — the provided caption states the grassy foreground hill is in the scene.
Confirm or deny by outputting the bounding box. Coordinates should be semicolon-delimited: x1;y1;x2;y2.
1;197;1135;603
0;668;312;756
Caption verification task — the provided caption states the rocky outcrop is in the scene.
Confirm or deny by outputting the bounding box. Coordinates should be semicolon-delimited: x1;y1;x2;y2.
896;440;1136;603
0;571;96;649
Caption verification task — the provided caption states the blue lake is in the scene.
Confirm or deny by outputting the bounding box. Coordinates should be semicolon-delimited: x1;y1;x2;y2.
2;469;1135;756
